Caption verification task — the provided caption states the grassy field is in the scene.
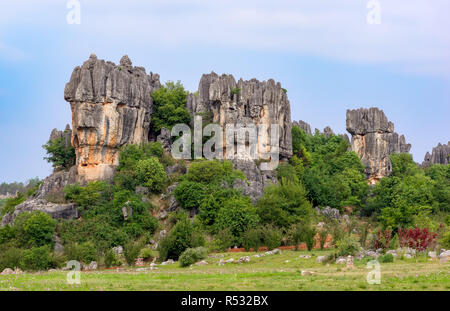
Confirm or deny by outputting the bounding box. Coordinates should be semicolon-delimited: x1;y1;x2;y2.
1;250;449;291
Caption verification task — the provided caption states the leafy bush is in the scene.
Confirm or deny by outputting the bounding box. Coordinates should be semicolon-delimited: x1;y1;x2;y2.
398;227;437;252
104;249;122;268
123;241;143;266
185;160;245;186
43;136;76;170
158;217;205;261
256;181;313;229
261;225;283;250
288;222;317;251
199;188;240;228
178;247;207;267
20;246;53;271
215;196;259;246
208;228;235;252
174;181;206;210
440;230;450;249
0;225;16;245
64;181;113;213
336;235;360;256
0;247;23;271
135;158;166;193
378;253;394;263
14;211;56;247
1;193;26;216
242;227;262;252
64;242;97;264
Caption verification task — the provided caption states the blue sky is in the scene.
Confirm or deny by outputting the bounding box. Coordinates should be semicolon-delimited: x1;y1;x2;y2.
0;0;449;183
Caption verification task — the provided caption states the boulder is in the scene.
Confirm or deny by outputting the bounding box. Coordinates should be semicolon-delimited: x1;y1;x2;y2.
89;261;98;270
1;268;14;275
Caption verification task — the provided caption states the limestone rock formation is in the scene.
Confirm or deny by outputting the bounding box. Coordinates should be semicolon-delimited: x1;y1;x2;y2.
292;120;312;135
186;72;292;160
64;54;161;183
186;72;291;201
232;159;277;203
346;107;411;183
422;142;450;166
323;126;335;138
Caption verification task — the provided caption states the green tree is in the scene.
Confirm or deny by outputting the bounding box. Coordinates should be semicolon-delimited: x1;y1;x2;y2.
43;137;76;170
151;81;191;134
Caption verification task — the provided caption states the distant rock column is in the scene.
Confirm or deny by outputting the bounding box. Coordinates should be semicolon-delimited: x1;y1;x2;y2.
346;107;411;184
422;142;450;166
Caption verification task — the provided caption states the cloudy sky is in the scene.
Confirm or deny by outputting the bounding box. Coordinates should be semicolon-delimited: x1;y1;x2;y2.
0;0;449;183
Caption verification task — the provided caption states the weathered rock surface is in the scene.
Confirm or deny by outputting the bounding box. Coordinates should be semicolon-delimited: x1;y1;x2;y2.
186;72;292;160
422;142;450;166
292;120;312;135
232;159;277;203
64;54;160;183
323;126;335;138
346;108;411;183
1;199;78;226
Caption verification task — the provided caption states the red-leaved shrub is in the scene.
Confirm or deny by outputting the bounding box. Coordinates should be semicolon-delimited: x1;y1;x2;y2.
373;229;392;250
398;228;437;252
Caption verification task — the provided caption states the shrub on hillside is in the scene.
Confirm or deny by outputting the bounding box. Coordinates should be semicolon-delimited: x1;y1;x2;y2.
1;193;26;216
215;197;259;246
135;158;166;193
378;253;394;263
174;180;206;210
179;247;207;267
288;222;317;251
158;217;205;261
261;225;283;250
336;235;360;256
398;227;437;252
242;227;262;252
20;246;53;271
104;249;122;268
43;136;76;170
123;241;143;266
64;242;97;264
14;211;56;247
0;247;23;271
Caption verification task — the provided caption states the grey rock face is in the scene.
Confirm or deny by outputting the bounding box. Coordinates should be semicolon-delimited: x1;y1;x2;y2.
157;127;171;152
1;199;78;226
292;120;312;135
422;142;450;166
1;164;79;227
35;166;78;201
232;159;277;203
186;72;292;160
346;108;411;183
64;54;160;183
323;126;335;138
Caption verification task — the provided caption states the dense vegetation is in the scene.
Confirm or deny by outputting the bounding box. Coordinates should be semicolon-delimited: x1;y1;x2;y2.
43;137;76;170
0;85;448;272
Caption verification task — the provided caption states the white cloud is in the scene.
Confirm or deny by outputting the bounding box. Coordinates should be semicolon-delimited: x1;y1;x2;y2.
1;0;449;75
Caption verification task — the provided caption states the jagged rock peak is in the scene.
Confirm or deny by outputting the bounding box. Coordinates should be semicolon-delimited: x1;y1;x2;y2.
346;107;411;184
64;55;161;183
187;72;292;159
323;126;335;138
64;54;160;106
292;120;312;135
346;107;394;135
422;141;450;166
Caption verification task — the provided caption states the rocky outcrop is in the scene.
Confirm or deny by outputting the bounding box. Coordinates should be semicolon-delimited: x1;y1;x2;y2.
1;199;78;226
64;54;160;183
346;108;411;184
186;72;292;161
323;126;335;138
232;159;277;203
422;142;450;167
292;120;312;135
